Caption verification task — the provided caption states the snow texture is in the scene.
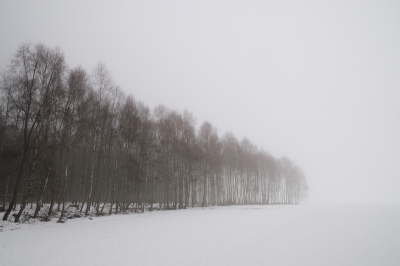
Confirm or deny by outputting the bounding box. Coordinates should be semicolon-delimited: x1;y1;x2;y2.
1;204;399;266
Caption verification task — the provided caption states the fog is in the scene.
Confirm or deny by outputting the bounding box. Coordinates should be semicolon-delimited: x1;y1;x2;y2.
1;0;399;203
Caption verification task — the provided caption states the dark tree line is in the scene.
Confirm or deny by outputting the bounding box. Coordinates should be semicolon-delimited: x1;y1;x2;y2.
0;43;308;223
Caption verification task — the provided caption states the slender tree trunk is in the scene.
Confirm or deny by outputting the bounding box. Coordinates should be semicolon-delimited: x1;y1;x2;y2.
96;151;106;214
33;165;51;218
85;129;97;215
59;135;74;222
202;170;207;207
15;128;42;223
48;149;63;216
142;157;149;213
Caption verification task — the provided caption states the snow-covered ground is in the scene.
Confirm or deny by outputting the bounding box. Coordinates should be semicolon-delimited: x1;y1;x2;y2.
1;204;399;266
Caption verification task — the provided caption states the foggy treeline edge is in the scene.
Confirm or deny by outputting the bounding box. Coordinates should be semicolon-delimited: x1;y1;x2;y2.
0;43;308;223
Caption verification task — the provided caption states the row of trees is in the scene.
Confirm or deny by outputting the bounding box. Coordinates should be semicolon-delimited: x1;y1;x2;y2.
0;43;308;223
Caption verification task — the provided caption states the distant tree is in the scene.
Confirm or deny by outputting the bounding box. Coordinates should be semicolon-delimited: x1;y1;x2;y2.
198;121;220;207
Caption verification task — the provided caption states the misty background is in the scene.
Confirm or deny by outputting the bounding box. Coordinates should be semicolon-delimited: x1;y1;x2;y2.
1;0;399;204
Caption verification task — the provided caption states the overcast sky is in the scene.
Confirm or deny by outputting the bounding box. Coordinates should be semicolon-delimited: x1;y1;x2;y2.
1;0;399;203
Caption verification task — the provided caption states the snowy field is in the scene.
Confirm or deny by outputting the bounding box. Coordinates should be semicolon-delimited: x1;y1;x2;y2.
1;204;400;266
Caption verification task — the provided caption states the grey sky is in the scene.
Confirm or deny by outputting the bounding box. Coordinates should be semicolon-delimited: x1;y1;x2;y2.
1;0;399;203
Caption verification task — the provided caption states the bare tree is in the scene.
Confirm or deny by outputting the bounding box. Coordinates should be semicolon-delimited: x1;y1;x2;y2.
1;43;66;221
84;63;114;215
